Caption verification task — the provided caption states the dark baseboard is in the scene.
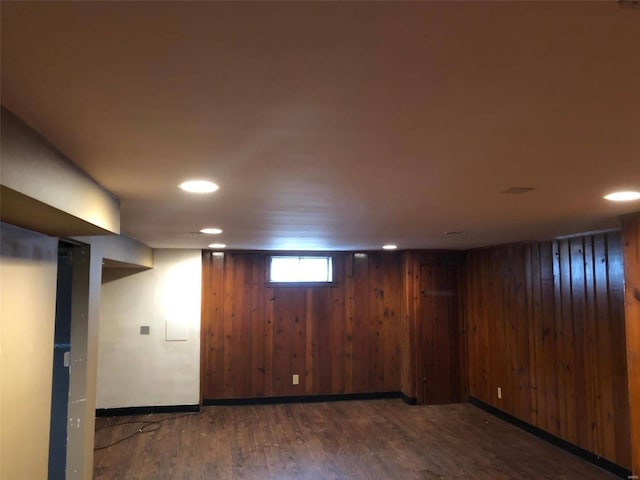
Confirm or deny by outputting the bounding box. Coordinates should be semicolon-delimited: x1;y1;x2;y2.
399;392;418;405
468;396;631;479
96;404;200;417
203;391;407;406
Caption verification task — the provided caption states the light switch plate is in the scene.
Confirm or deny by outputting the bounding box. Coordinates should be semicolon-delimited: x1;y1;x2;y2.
140;325;150;335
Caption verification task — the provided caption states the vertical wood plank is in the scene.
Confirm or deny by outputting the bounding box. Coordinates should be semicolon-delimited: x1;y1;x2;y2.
330;254;346;393
344;253;355;393
465;234;630;469
352;252;370;393
305;288;315;393
250;255;265;397
540;243;559;437
528;243;542;428
560;238;578;445
569;237;589;450
607;222;640;475
222;253;236;397
514;245;531;422
593;233;616;461
265;284;275;398
552;240;568;440
621;215;640;475
583;235;599;455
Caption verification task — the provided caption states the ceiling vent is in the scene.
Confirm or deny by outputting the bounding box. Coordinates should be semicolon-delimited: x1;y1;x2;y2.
500;187;535;195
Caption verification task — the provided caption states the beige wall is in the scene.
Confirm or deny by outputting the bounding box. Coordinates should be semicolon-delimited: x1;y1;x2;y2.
97;249;201;408
0;223;58;480
0;107;157;480
0;107;119;235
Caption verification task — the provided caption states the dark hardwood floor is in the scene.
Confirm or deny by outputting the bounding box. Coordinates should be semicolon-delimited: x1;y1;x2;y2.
94;399;618;479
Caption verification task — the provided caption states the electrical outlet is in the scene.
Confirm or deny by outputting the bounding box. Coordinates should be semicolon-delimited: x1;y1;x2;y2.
140;326;150;335
292;374;299;385
497;386;502;399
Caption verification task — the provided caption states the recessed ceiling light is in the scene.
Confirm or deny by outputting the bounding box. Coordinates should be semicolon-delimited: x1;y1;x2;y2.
603;191;640;202
382;244;397;250
200;228;223;234
179;180;219;193
208;243;226;249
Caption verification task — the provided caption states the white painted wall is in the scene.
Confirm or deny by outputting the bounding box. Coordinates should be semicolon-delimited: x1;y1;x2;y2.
97;249;202;407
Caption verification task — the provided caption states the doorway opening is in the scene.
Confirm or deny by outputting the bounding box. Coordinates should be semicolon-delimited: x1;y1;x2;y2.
48;242;74;479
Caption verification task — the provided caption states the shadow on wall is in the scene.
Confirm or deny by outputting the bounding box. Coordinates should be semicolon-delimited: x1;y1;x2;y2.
102;266;149;284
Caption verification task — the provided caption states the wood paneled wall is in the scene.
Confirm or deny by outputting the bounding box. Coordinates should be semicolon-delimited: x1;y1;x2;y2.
465;232;631;469
621;213;640;476
401;252;466;404
201;252;402;399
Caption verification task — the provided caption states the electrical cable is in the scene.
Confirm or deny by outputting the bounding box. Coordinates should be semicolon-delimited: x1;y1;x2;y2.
94;412;199;450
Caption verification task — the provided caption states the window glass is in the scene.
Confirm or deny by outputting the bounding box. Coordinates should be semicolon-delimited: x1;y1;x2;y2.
270;256;332;282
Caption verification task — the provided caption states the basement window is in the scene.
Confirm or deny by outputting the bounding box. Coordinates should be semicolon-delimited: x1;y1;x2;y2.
269;256;333;283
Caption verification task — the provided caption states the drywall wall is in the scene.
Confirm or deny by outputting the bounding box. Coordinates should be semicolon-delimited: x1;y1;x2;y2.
0;222;58;480
97;249;201;407
64;243;102;480
77;234;153;269
0;107;119;234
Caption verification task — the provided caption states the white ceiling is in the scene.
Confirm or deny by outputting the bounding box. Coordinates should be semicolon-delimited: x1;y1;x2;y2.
2;1;639;250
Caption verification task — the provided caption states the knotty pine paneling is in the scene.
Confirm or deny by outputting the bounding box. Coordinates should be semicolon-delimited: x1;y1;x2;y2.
465;233;631;469
400;251;466;404
621;213;640;476
201;252;402;400
419;264;466;404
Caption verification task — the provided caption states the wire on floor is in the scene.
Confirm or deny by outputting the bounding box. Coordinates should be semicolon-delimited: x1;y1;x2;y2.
93;412;200;450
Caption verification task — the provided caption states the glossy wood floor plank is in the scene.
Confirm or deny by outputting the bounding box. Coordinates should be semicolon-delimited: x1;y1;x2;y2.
94;400;618;479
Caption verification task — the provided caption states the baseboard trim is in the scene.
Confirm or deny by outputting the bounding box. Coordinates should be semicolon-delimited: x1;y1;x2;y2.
203;391;407;406
399;392;418;405
96;404;200;417
468;396;631;479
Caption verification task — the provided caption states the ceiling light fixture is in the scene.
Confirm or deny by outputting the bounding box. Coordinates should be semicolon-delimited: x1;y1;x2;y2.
200;228;223;234
382;244;397;250
179;180;219;193
208;243;226;249
603;191;640;202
